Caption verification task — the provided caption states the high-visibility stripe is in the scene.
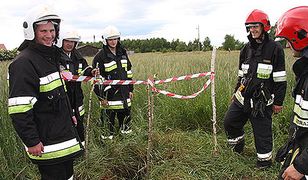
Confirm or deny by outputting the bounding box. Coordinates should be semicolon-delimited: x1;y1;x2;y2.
8;96;37;106
273;71;287;82
257;151;272;161
273;76;287;82
40;72;63;92
28;144;81;160
108;99;131;106
121;59;127;69
8;96;37;114
294;103;308;119
121;59;127;64
27;138;81;160
40;79;62;92
295;95;308;110
78;63;82;74
241;64;249;75
40;72;60;85
234;90;244;105
293;115;308;127
227;134;244;145
105;65;117;72
294;87;308;124
101;99;131;109
127;70;133;78
257;63;273;71
8;104;33;114
104;61;116;67
238;70;244;77
79;105;85;116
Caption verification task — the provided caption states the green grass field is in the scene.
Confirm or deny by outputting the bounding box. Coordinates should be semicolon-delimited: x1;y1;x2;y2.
0;49;296;179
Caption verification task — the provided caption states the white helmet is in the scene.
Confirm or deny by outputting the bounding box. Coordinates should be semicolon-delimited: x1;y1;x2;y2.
102;25;121;45
23;5;61;40
56;30;81;48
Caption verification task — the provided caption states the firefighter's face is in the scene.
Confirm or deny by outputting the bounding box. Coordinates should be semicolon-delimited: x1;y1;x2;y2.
62;39;75;53
35;21;55;47
248;24;263;39
107;38;118;48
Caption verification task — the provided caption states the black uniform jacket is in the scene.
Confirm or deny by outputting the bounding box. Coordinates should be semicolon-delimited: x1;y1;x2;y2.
234;33;287;108
60;49;93;116
291;48;308;174
92;45;133;110
8;42;83;165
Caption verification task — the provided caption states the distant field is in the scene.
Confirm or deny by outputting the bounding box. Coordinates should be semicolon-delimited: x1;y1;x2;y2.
0;50;296;179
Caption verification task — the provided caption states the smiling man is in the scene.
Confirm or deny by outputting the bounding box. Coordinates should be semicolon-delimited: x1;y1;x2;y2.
8;5;83;179
223;9;287;169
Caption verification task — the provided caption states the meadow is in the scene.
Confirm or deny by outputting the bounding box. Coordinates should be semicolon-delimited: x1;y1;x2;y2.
0;49;296;179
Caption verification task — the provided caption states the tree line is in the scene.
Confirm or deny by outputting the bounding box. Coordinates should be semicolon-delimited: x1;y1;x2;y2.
79;35;246;53
80;25;288;53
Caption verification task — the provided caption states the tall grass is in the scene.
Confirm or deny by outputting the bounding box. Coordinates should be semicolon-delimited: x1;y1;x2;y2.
0;50;296;179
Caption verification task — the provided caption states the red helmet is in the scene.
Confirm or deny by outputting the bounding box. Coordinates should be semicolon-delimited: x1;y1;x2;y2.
275;6;308;51
245;9;271;32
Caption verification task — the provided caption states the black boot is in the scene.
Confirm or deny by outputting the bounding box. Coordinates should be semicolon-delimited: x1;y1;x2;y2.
233;139;245;154
256;160;272;169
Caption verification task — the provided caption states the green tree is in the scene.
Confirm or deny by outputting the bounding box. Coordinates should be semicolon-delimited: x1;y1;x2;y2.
175;41;187;52
222;34;236;51
202;37;212;51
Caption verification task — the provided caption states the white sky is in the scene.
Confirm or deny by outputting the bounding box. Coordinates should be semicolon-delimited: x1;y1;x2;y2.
0;0;307;50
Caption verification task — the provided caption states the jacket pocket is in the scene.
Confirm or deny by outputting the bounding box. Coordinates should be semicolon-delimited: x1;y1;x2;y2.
257;63;272;79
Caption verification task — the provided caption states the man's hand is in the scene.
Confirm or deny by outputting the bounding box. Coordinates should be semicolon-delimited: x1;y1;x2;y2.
273;105;283;114
72;116;77;126
27;142;44;157
282;164;304;180
129;92;133;100
91;68;99;77
100;99;109;106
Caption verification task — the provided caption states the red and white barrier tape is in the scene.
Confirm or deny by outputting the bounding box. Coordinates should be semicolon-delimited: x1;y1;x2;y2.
147;76;213;99
61;71;214;99
61;71;213;85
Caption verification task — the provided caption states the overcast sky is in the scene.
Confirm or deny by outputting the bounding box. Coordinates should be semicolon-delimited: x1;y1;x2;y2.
0;0;307;50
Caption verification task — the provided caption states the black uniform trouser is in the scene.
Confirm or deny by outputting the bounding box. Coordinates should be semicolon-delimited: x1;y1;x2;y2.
101;108;131;135
38;160;73;180
76;115;85;143
224;101;273;156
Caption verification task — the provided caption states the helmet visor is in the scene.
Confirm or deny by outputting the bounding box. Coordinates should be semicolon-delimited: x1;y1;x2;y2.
35;20;58;25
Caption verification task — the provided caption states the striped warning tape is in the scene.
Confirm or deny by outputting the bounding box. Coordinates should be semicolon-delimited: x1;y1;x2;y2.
61;71;214;99
147;76;213;99
61;71;213;85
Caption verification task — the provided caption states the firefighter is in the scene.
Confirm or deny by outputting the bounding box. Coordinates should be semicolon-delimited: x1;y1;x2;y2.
275;6;308;180
57;30;97;146
8;5;83;179
223;9;287;168
93;25;133;140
